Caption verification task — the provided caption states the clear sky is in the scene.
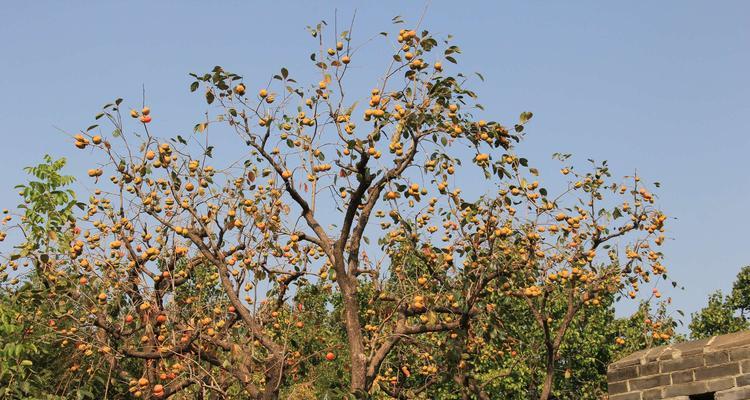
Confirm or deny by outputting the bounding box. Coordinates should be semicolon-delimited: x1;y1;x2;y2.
1;1;749;327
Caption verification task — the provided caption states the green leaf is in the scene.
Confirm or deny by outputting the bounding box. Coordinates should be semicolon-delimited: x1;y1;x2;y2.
519;111;533;124
613;208;622;219
195;123;208;133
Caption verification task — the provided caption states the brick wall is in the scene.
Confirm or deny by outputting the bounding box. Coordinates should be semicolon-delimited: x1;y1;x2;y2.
608;331;750;400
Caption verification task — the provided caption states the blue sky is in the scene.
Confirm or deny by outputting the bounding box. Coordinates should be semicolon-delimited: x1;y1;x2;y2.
1;1;749;326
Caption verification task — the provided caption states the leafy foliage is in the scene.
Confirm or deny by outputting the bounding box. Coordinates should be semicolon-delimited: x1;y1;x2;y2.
0;156;110;399
690;266;750;339
0;19;678;400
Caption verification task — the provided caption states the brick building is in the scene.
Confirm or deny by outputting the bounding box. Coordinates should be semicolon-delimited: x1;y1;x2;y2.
608;330;750;400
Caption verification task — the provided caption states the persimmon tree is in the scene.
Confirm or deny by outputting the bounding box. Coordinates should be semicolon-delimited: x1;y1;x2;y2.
0;18;673;400
479;157;670;400
337;156;672;400
419;298;680;399
181;22;528;397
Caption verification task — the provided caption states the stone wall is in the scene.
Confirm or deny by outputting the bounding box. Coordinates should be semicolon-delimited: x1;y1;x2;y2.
608;330;750;400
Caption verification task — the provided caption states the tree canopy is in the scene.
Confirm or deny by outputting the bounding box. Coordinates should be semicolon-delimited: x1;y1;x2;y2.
0;19;677;400
689;266;750;340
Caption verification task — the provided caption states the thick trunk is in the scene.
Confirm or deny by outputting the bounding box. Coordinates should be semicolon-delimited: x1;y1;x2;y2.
331;240;368;396
259;389;279;400
340;276;367;395
454;373;490;400
539;343;556;400
260;357;282;400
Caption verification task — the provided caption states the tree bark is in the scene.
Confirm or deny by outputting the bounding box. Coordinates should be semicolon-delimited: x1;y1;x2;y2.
260;356;283;400
539;342;556;400
339;273;368;395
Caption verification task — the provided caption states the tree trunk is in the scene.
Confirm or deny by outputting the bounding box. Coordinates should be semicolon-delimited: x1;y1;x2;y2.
259;389;279;400
331;243;368;396
260;357;282;400
454;373;490;400
539;342;556;400
340;276;367;395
